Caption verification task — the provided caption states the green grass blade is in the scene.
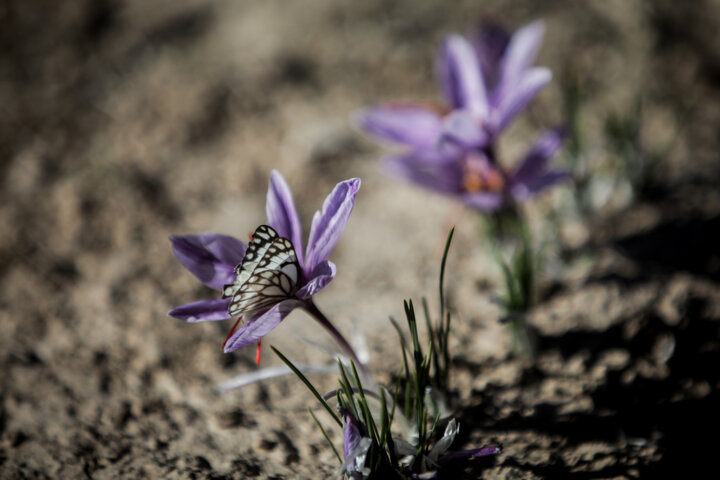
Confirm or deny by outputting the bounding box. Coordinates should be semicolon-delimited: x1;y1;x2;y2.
422;297;441;385
389;316;411;379
308;408;341;462
271;346;341;427
404;300;423;369
337;360;360;419
439;227;455;330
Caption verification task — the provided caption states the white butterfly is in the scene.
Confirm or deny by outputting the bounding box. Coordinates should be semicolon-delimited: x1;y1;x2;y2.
222;225;301;319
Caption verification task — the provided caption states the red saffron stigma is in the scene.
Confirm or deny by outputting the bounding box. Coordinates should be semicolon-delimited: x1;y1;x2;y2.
222;316;243;350
255;339;262;365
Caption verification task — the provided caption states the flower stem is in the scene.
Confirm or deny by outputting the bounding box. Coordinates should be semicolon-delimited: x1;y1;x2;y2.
302;300;369;377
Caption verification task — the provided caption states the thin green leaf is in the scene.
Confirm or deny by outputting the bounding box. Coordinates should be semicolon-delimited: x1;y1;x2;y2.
308;408;341;462
350;361;370;419
404;378;412;419
271;346;341;427
405;300;423;369
337;360;359;419
427;411;442;441
442;311;452;386
379;387;389;450
416;407;429;457
422;297;441;384
413;369;423;440
439;228;454;331
390;316;411;380
385;387;398;467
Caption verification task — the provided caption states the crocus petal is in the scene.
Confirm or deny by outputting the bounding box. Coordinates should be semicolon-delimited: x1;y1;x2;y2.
494;67;551;133
303;178;361;276
437;446;502;464
223;299;303;353
343;414;362;460
429;419;460;461
440;109;489;148
462;191;504;211
470;24;510;91
511;129;565;186
266;170;305;265
340;437;372;477
168;297;231;322
216;364;336;392
296;260;336;299
494;20;545;105
512;170;570;201
438;34;488;117
384;150;463;195
411;472;438;480
197;234;246;266
393;438;417;457
354;105;444;149
170;234;245;290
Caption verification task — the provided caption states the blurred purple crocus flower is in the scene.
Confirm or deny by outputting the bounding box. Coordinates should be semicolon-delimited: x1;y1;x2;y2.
385;129;569;212
168;170;362;363
356;21;550;150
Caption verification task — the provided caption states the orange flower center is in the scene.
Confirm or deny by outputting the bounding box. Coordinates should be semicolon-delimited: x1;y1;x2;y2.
461;155;505;193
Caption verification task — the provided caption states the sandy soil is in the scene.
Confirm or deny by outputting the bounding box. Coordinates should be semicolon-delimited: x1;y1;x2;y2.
1;1;719;478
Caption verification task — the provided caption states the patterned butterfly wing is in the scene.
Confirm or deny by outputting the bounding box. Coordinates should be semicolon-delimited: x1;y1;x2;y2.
222;225;278;295
222;225;300;318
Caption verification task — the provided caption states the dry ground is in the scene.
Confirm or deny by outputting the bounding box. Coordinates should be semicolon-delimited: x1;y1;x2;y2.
1;1;719;478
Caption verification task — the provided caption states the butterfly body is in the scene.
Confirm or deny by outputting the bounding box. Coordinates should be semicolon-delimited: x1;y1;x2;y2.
222;225;301;319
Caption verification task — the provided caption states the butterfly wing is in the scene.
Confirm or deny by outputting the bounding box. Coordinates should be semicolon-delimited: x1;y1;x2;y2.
222;225;278;297
223;225;300;318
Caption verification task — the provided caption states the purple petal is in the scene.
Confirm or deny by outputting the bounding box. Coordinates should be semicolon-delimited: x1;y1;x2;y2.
197;234;246;266
343;414;362;460
168;297;231;322
410;472;438;480
511;170;570;200
470;24;510;91
440;109;489;148
303;178;361;276
494;67;551;133
217;364;336;392
462;191;504;211
438;34;488;117
266;170;305;265
494;20;545;105
296;260;336;299
511;129;565;186
354;105;444;149
170;234;246;290
438;446;502;464
384;150;463;196
429;418;460;460
223;299;303;353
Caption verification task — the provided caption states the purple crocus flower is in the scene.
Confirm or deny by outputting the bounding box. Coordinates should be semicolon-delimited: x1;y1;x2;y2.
168;170;362;364
385;129;569;212
340;409;371;479
394;419;501;478
338;409;500;478
356;21;550;150
427;419;501;467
